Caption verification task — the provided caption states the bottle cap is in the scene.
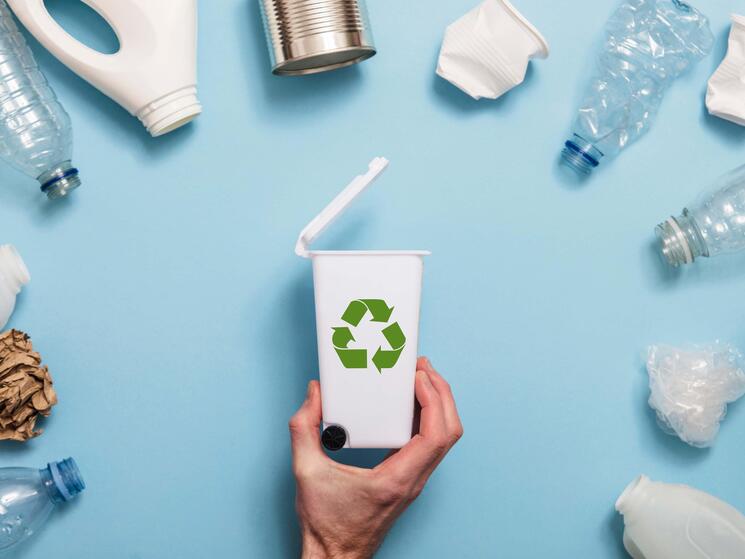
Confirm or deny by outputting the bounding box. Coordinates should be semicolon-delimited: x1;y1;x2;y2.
48;458;86;502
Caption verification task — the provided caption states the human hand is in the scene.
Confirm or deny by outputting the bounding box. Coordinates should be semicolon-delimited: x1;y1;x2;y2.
289;357;463;559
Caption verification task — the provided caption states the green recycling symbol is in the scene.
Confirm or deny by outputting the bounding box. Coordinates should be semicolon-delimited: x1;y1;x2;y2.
332;299;406;373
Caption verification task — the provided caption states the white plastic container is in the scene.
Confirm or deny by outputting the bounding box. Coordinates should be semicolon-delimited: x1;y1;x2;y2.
616;475;745;559
0;245;30;330
296;158;429;450
8;0;201;137
437;0;550;100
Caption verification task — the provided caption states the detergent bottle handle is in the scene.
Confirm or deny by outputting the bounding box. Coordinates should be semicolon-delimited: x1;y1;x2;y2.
7;0;116;69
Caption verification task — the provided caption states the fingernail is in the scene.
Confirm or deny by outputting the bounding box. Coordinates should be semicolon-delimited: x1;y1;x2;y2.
422;357;433;371
306;381;314;398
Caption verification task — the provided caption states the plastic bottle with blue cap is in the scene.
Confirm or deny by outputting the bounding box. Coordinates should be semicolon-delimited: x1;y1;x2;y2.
0;0;81;199
0;458;85;552
560;0;713;175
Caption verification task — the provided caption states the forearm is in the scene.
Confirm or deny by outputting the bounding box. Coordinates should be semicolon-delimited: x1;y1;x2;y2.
291;362;462;559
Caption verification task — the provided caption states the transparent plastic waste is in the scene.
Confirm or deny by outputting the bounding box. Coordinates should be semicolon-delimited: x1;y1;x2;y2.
657;164;745;267
0;0;80;199
561;0;713;175
646;343;745;447
0;458;85;552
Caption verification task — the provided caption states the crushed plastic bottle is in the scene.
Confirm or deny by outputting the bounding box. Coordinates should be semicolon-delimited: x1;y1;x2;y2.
561;0;713;175
647;343;745;447
657;163;745;267
0;0;80;199
0;458;85;552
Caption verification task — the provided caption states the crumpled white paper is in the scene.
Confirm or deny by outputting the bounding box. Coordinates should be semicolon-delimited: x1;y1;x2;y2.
647;342;745;448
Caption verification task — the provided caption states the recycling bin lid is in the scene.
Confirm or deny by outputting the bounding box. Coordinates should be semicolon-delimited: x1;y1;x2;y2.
295;157;390;259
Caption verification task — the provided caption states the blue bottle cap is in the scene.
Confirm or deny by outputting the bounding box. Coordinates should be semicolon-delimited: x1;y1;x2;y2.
48;458;86;502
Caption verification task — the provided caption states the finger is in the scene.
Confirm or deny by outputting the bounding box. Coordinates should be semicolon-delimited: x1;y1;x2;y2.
378;370;448;475
413;368;447;439
418;357;463;442
288;381;326;467
416;356;430;372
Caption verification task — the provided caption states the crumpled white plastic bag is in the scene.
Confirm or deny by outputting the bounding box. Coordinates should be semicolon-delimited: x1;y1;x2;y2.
646;342;745;448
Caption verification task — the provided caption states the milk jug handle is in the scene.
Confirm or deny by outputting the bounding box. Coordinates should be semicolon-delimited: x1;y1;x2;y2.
7;0;112;69
295;157;389;258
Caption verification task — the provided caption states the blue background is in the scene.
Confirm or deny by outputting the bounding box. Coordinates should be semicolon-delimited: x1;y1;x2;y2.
1;0;745;557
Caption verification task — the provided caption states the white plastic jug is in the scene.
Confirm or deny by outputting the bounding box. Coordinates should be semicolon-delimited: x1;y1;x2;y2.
8;0;201;137
0;245;30;330
296;158;429;450
616;475;745;559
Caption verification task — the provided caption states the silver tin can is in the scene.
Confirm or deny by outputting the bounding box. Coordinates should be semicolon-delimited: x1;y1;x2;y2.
259;0;376;76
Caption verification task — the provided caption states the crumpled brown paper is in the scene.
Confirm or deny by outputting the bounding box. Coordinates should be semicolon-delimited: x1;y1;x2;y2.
0;330;57;441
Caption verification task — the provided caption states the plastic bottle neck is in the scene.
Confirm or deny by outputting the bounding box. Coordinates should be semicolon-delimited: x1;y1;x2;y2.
616;475;651;518
655;210;708;267
561;134;604;175
136;86;202;137
39;458;86;505
0;245;30;295
38;161;81;200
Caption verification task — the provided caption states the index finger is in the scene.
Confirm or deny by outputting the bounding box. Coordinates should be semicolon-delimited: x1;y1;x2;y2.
377;369;449;477
289;381;327;471
418;357;463;440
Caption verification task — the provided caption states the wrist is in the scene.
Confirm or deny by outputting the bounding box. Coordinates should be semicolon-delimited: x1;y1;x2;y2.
300;530;372;559
301;532;328;559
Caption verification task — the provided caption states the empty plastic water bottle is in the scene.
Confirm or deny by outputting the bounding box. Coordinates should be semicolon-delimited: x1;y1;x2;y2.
561;0;713;175
657;164;745;267
0;0;80;199
0;458;85;552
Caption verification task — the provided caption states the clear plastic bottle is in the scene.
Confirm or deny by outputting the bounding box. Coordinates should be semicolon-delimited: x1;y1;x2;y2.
657;164;745;267
0;0;80;199
0;459;85;552
561;0;713;175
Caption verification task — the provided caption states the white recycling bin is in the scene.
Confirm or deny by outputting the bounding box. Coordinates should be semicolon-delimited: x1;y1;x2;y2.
296;157;429;450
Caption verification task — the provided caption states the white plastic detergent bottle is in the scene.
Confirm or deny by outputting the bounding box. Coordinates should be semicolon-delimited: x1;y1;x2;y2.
7;0;201;137
616;475;745;559
0;245;30;330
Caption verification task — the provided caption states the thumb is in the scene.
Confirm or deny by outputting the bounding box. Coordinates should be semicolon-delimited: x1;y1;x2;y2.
289;381;325;468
